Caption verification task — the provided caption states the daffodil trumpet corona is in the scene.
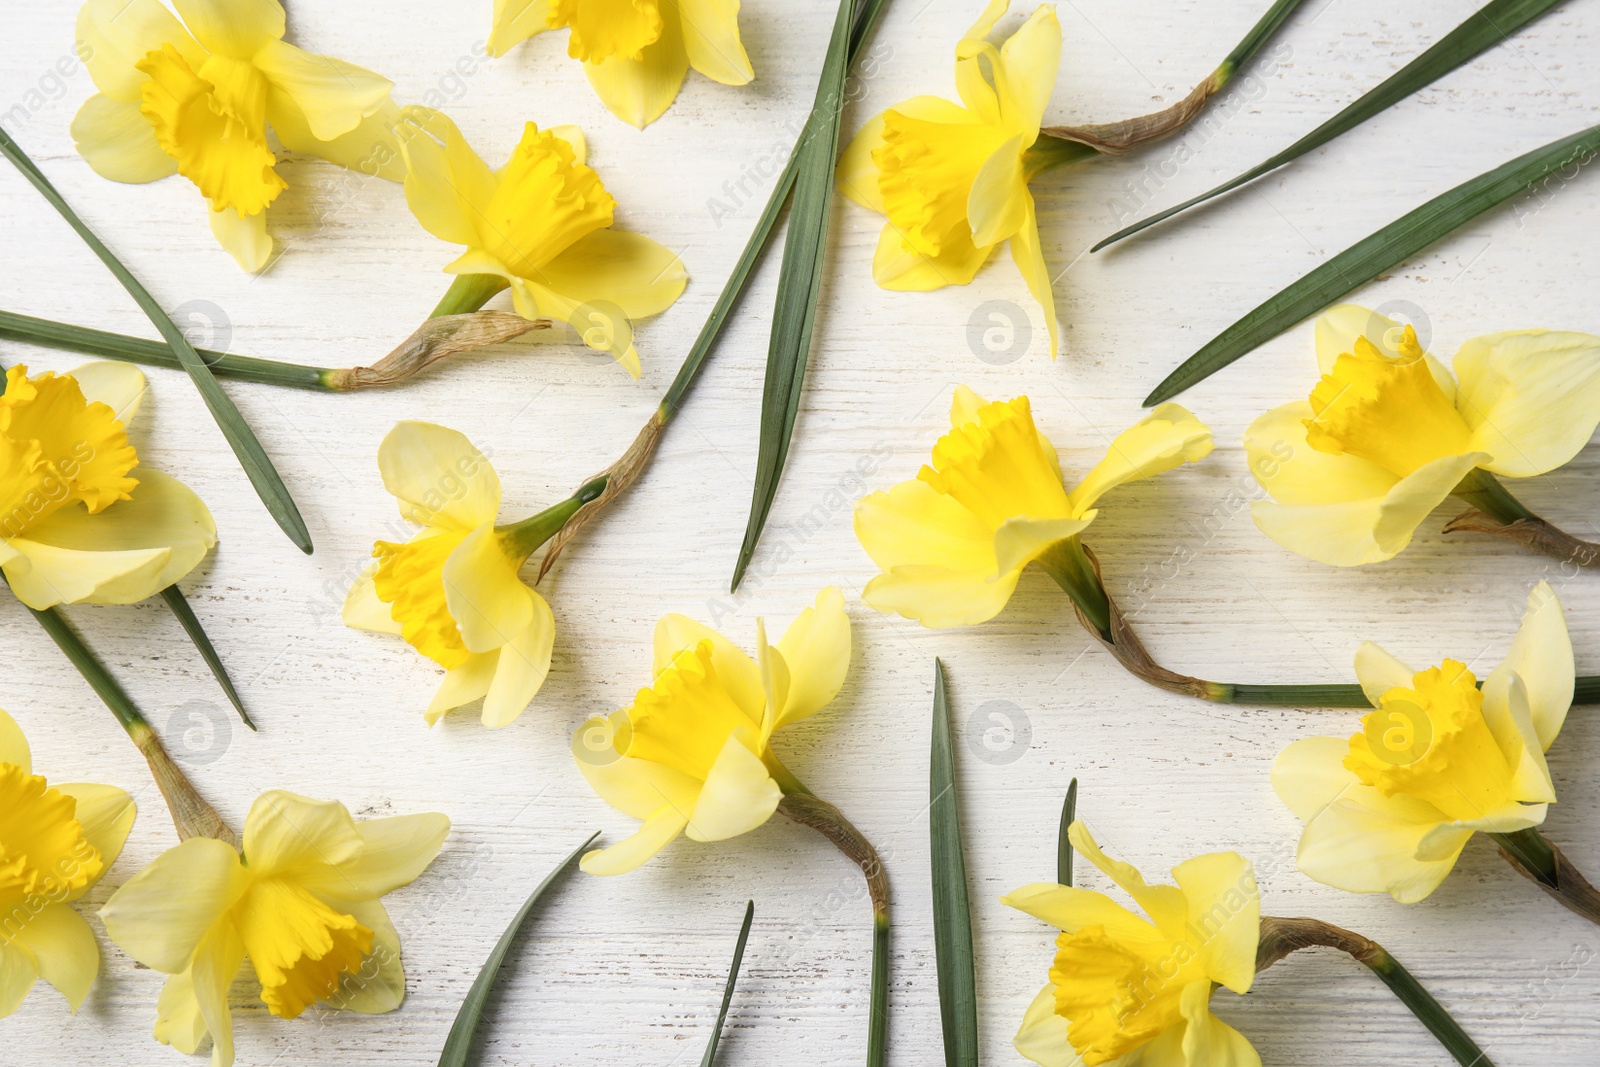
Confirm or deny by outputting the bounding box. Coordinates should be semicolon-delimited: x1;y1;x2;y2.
101;790;449;1067
1247;304;1600;568
853;385;1600;709
1276;581;1600;927
573;590;890;1067
1006;819;1493;1067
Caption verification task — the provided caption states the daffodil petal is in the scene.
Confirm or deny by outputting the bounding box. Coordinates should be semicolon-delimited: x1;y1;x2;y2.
328;898;405;1013
1455;329;1600;477
862;565;1022;629
993;516;1091;576
0;938;38;1017
242;791;364;878
1485;581;1573;752
1170;851;1258;994
855;477;995;575
481;594;556;727
838;97;976;213
652;614;765;720
3;541;170;611
1249;451;1486;566
581;16;691;129
685;731;780;842
1013;983;1075;1067
953;2;1006;122
425;651;498;725
269;92;405;180
72;95;178;183
1177;980;1261;1067
153;967;207;1054
297;813;450;901
574;712;702;821
1067;404;1213;515
55;782;136;892
171;0;284;58
343;566;403;636
1066;822;1189;942
1314;304;1456;396
0;708;31;773
1007;192;1057;358
77;0;202;102
395;107;498;245
377;421;502;529
441;526;534;655
999;883;1158;941
772;587;850;729
536;229;688;319
510;280;640;376
1297;787;1462;903
11;905;98;1012
188;923;245;1067
871;223;995;291
70;361;147;426
1272;736;1359;822
1243;401;1399;506
1428;803;1547;843
967;135;1028;247
1353;641;1414;706
100;837;242;973
207;207;273;273
995;5;1061;139
580;804;690;876
676;0;753;84
1480;671;1556;804
252;39;391;142
488;0;556;56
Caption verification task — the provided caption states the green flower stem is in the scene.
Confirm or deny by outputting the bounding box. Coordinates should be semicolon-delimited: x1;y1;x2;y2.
498;475;609;560
1453;468;1540;525
429;273;511;318
1256;915;1494;1067
24;599;235;844
775;785;889;1067
1036;538;1113;640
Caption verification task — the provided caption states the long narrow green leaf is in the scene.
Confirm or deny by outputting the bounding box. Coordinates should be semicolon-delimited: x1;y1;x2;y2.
1097;0;1566;250
1148;122;1600;405
158;585;254;731
437;833;596;1067
1057;778;1078;887
0;125;311;553
700;900;756;1067
23;599;146;733
732;0;867;591
929;659;977;1067
0;309;332;389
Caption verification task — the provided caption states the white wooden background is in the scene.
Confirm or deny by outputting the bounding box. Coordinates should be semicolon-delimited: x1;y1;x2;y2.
4;1;1599;1064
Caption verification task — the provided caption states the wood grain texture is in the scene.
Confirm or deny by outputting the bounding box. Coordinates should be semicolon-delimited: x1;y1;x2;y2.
3;0;1599;1064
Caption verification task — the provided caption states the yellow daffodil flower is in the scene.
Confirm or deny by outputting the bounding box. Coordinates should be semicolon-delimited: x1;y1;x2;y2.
486;0;753;128
1246;304;1600;566
343;421;591;727
838;2;1078;357
72;0;403;271
1003;821;1261;1067
1274;581;1572;904
573;587;850;875
855;385;1211;628
0;363;215;610
100;790;448;1067
0;707;136;1018
397;107;687;378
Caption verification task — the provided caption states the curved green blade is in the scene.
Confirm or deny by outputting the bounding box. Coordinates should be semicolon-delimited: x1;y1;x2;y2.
0;125;311;553
1147;121;1600;405
1096;0;1567;251
700;900;756;1067
1057;778;1078;887
159;585;254;730
929;659;977;1067
436;833;597;1067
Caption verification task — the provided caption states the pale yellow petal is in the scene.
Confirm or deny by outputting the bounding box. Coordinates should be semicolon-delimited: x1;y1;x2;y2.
1067;404;1213;515
581;16;691;129
1485;581;1573;751
1296;787;1463;903
685;731;781;842
1272;736;1359;822
425;652;498;725
480;594;556;726
0;941;39;1017
207;207;272;273
1314;305;1455;400
488;0;556;57
536;229;688;319
397;107;498;247
1066;822;1188;941
242;791;363;878
1170;851;1258;994
1455;329;1600;477
1177;981;1261;1067
1007;192;1057;357
1249;451;1486;566
510;279;642;377
580;804;690;875
77;0;202;102
995;5;1061;139
10;905;98;1011
0;707;31;772
188;923;245;1067
954;2;1007;122
153;968;207;1055
72;95;178;184
343;566;403;636
1353;641;1413;707
652;614;764;720
992;516;1092;576
574;711;701;821
270;95;405;181
301;813;450;901
871;223;995;291
1013;983;1076;1067
862;565;1022;629
171;0;284;58
377;421;502;529
772;587;850;729
54;782;136;894
999;882;1155;941
328;898;405;1014
966;135;1028;247
1243;400;1398;506
69;361;147;426
676;0;753;84
100;837;243;974
441;526;534;654
252;39;391;141
1479;671;1555;805
855;477;995;575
